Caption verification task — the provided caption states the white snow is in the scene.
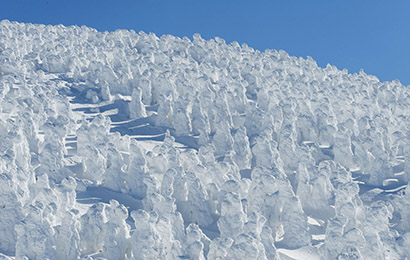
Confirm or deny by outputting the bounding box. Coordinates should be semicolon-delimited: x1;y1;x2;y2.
0;19;409;259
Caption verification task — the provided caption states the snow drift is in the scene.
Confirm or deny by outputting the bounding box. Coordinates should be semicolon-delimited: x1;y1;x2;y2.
0;20;409;259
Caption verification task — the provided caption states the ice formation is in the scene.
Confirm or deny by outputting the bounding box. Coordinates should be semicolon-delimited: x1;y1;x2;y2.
0;20;409;259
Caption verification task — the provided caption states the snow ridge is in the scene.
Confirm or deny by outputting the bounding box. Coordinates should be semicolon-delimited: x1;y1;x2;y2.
0;20;409;259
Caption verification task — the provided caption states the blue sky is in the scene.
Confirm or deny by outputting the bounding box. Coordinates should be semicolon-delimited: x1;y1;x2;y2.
2;0;410;85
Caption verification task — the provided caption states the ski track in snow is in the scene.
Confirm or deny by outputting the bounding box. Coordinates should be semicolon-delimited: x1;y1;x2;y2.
0;20;409;259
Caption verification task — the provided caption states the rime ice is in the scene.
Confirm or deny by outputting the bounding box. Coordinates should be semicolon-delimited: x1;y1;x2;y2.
0;20;409;259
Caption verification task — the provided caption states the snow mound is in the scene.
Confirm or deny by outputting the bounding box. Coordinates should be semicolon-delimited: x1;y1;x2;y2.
0;20;409;259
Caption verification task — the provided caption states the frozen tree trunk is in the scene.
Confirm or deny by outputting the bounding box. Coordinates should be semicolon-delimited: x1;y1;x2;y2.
129;87;147;119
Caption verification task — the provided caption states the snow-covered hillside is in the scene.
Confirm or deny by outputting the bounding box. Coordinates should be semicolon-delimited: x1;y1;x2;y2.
0;20;409;259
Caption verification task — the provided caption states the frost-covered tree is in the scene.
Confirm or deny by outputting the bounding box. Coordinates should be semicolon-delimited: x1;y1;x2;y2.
0;19;409;260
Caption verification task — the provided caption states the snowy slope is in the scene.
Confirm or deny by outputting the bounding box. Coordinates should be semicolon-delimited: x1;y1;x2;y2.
0;20;409;259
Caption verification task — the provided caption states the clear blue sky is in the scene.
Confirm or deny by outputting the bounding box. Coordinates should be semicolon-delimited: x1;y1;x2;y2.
1;0;410;85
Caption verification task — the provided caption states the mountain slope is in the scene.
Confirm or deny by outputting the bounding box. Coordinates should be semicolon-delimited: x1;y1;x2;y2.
0;20;409;259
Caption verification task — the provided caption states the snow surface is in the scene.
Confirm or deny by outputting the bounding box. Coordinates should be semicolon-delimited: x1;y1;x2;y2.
0;20;409;259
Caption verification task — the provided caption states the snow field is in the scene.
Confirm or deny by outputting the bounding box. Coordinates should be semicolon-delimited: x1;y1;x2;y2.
0;20;409;259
